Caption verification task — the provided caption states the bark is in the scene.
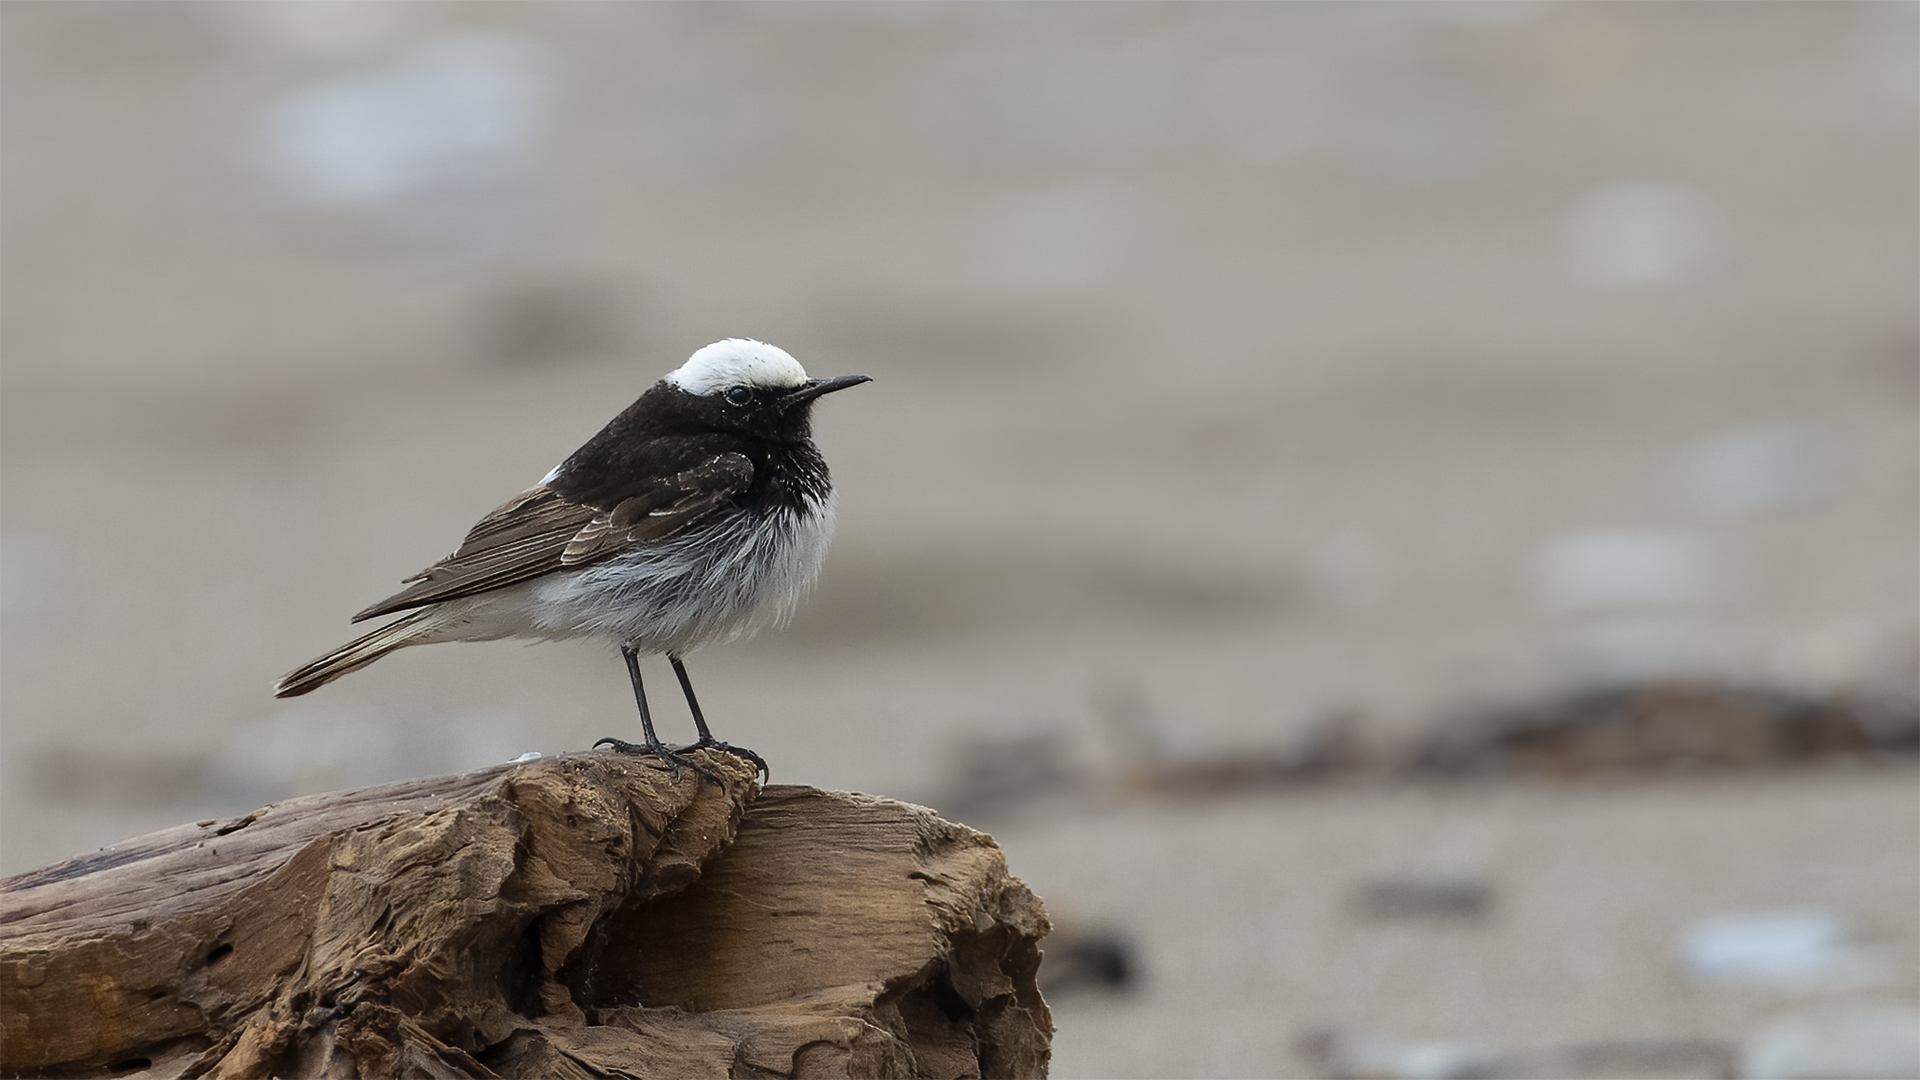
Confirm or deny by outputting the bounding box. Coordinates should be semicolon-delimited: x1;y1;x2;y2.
0;752;1052;1079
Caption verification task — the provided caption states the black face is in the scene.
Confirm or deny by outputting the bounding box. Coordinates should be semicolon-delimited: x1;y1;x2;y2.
682;375;872;444
551;374;868;509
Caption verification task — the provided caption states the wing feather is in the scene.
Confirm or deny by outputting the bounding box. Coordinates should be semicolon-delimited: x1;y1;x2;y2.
352;453;753;622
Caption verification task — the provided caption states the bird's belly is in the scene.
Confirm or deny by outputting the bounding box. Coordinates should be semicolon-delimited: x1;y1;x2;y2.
525;500;835;654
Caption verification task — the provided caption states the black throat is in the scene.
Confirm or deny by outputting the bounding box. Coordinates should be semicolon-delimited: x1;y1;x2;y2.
748;437;832;514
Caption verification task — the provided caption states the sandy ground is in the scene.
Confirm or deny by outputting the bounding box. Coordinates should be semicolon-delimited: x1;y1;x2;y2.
1010;768;1918;1077
3;5;1916;1076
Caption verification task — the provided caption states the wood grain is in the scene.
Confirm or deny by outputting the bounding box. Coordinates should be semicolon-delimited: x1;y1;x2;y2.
1;752;1052;1079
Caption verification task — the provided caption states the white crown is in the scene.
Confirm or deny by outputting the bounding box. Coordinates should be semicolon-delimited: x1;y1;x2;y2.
665;339;808;396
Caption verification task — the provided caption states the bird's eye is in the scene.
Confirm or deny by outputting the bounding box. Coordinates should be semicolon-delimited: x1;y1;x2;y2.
724;386;753;406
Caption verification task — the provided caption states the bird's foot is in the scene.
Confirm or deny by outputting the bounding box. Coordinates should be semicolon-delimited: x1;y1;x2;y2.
593;736;721;784
680;737;770;783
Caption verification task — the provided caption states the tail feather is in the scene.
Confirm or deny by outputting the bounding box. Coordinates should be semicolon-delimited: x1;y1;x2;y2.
275;610;439;698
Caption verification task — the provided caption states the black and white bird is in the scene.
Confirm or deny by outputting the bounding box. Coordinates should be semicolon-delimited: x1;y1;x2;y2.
275;339;868;777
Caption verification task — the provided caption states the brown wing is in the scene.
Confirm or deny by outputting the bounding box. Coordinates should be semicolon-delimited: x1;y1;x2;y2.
351;453;753;622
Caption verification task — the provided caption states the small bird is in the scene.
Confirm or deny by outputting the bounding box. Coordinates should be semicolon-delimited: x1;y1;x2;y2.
275;339;868;777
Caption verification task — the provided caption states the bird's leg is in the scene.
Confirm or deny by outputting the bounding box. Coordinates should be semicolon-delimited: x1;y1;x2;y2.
596;647;716;781
673;654;715;743
670;655;769;782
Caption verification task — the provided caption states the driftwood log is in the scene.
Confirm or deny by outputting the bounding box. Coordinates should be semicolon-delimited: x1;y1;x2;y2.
0;752;1053;1079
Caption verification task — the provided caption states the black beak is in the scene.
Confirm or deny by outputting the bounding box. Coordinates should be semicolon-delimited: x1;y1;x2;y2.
783;374;871;405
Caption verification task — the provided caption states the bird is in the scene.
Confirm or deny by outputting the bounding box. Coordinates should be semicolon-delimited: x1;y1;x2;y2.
274;338;868;779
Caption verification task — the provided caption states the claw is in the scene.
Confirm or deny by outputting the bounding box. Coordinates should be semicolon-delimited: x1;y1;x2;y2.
594;736;722;784
684;738;770;783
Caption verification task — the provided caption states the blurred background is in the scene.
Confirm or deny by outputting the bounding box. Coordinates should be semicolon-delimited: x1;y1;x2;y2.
3;3;1916;1077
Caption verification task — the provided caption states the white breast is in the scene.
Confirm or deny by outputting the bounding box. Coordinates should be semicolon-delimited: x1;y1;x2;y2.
520;494;837;655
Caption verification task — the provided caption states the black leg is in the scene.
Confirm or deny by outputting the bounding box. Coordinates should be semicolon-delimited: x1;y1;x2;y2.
626;646;663;745
671;654;716;743
596;647;716;781
670;655;769;781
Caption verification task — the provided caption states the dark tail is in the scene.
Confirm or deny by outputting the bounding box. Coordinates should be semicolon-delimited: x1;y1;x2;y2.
274;610;438;698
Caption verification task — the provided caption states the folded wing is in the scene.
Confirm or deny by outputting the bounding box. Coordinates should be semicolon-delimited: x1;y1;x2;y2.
352;453;754;622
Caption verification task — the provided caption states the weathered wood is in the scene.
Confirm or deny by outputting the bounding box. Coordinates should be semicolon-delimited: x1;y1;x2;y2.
0;752;1053;1079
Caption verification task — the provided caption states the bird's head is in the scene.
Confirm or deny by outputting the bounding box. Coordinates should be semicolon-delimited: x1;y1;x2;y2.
665;339;869;441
